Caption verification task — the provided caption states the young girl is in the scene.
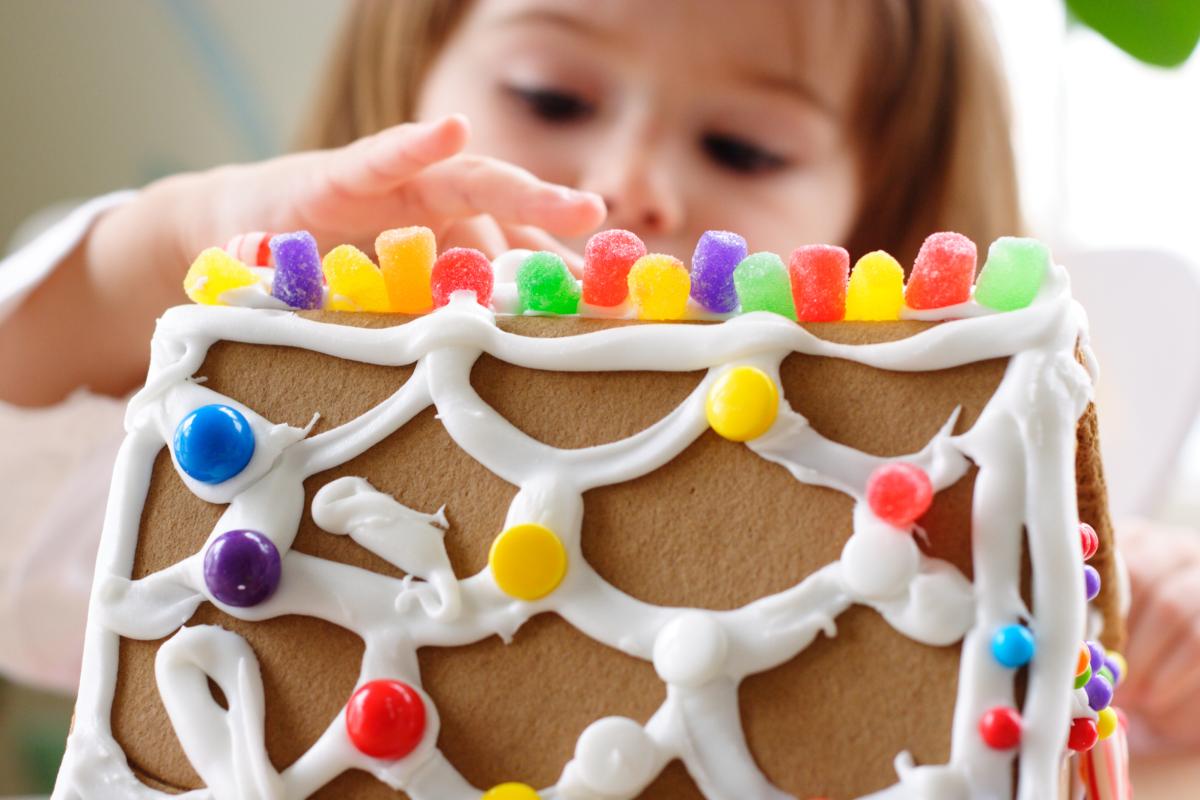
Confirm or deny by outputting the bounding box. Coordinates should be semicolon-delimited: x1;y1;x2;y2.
1;0;1197;753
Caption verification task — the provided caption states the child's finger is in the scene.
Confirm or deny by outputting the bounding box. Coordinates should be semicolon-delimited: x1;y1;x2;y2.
500;224;586;276
324;116;470;199
1122;568;1200;699
439;216;511;258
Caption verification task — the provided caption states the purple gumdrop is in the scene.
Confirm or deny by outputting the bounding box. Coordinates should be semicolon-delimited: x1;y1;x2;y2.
269;231;324;309
690;230;747;313
203;529;281;607
1083;565;1102;601
1085;673;1113;712
1086;640;1105;672
1104;655;1123;687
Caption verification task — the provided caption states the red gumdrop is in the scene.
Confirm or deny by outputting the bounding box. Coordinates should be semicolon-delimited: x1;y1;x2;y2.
789;245;849;321
431;247;494;307
1068;717;1099;752
345;679;427;760
905;232;977;310
1080;522;1099;562
979;706;1022;750
866;462;934;527
583;229;647;306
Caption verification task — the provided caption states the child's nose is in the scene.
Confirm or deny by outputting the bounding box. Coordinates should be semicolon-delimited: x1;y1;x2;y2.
580;129;684;238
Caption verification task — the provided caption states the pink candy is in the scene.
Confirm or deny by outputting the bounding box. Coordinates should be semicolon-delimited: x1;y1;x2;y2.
583;229;647;307
431;247;494;307
866;462;934;527
905;232;976;310
789;245;849;322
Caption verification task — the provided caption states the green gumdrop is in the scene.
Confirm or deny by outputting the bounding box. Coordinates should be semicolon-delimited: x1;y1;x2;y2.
974;237;1050;311
733;252;797;320
517;251;580;315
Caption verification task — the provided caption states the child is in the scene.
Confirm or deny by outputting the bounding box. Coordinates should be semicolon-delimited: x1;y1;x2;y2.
1;0;1197;752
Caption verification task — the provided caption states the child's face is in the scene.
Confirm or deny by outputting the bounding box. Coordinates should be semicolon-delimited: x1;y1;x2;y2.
418;0;863;257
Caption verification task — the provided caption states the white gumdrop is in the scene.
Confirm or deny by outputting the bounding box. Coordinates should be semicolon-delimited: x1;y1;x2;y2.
491;248;534;282
652;611;728;687
841;510;920;600
574;717;657;796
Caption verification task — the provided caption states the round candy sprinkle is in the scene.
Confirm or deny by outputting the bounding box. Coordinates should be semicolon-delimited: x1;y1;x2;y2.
1086;640;1106;673
1098;666;1115;685
979;706;1021;750
689;230;747;313
1080;522;1099;561
1096;706;1118;741
1085;673;1113;712
1106;652;1127;687
1075;664;1093;690
431;247;494;308
705;366;779;442
482;784;540;800
1083;565;1102;601
584;229;646;307
203;529;281;607
517;251;581;315
269;231;324;310
489;523;568;601
1068;717;1099;752
865;462;934;527
991;624;1036;668
1075;643;1091;676
345;679;426;760
174;404;256;484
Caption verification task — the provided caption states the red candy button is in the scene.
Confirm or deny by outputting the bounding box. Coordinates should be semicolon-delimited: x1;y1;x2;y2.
1080;522;1099;562
979;706;1022;750
866;462;934;527
345;679;427;760
1068;717;1099;752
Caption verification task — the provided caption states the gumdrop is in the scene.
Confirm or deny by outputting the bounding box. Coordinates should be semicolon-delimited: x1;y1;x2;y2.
733;252;796;320
345;679;427;760
322;245;390;312
376;226;435;314
583;229;646;306
431;247;494;307
974;237;1050;311
866;462;933;526
269;231;324;310
183;248;259;306
690;230;747;313
845;251;905;321
627;254;690;320
789;245;849;321
905;232;976;309
517;251;581;315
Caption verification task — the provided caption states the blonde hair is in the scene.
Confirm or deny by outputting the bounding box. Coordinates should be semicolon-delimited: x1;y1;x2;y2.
298;0;1021;266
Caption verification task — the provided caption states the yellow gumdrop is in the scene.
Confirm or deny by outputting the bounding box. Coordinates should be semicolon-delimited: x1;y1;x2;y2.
627;254;690;320
706;366;779;442
1096;706;1118;740
183;248;259;306
482;783;540;800
376;226;435;314
489;523;567;601
845;250;905;321
322;245;390;312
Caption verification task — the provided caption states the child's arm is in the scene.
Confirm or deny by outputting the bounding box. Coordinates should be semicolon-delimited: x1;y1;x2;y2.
0;115;604;406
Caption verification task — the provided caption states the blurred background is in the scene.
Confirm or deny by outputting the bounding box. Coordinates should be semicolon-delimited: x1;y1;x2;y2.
1;0;1198;795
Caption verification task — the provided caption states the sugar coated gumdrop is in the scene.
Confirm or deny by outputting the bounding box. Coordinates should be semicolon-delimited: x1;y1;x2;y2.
1080;522;1099;561
991;624;1036;668
345;679;426;760
905;232;977;310
173;404;255;484
203;529;281;607
690;230;747;313
1084;565;1102;601
1086;673;1114;712
706;366;779;442
845;251;905;321
789;244;849;321
866;462;933;527
974;237;1050;311
1086;640;1106;673
269;231;324;309
1096;706;1118;741
583;229;646;306
733;252;797;320
627;253;690;319
184;248;259;306
482;784;541;800
376;226;436;313
517;251;581;315
431;247;494;307
489;523;568;601
322;245;390;312
1068;718;1099;752
979;706;1021;750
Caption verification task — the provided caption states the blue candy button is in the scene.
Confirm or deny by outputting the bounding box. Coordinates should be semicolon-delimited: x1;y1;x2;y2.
991;623;1036;668
173;404;255;484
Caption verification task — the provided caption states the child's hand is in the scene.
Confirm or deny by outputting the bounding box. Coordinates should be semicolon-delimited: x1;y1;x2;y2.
1117;519;1200;749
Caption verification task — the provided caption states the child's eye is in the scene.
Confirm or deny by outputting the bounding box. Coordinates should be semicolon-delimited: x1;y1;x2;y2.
701;133;788;175
506;85;595;124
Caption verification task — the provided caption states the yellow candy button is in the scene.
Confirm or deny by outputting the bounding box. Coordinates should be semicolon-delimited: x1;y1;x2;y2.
488;523;567;601
482;783;541;800
1096;706;1118;740
706;366;779;442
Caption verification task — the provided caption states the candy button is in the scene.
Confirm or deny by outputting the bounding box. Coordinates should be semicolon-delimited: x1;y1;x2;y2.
1075;664;1093;690
482;783;540;800
653;611;727;687
1086;673;1113;712
203;530;281;607
1106;652;1127;687
1068;717;1099;752
1086;640;1106;672
345;679;426;760
1076;643;1091;676
1080;522;1099;561
574;717;656;795
866;462;934;527
991;624;1036;668
489;523;568;601
979;706;1021;750
174;404;256;484
706;366;779;442
1083;565;1102;601
1096;706;1118;741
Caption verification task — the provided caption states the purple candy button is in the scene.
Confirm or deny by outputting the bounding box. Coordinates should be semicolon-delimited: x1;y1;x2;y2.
1083;565;1102;601
1104;655;1123;687
1085;673;1113;712
690;230;747;313
269;231;324;309
203;529;281;607
1086;640;1105;672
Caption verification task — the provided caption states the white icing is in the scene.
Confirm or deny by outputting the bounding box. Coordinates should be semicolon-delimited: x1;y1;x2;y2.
55;256;1097;800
